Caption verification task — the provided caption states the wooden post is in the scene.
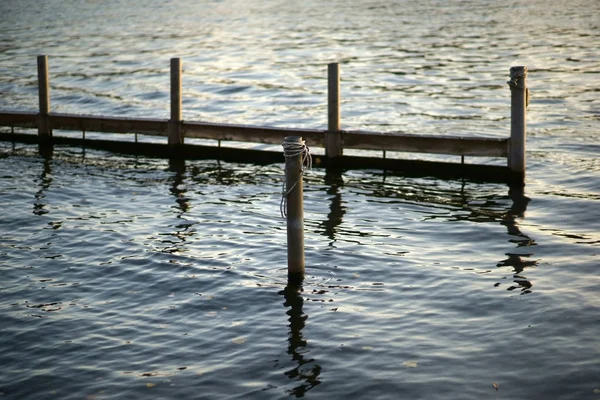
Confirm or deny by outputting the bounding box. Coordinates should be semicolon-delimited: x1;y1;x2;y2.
169;57;183;146
37;55;52;141
508;66;527;183
326;63;342;158
283;136;305;282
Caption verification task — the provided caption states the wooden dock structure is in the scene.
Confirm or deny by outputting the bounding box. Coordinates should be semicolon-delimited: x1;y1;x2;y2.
0;56;528;185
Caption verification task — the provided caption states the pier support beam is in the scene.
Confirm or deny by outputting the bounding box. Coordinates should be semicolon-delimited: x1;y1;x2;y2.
508;66;528;186
283;136;306;283
326;63;342;158
169;58;183;146
37;55;52;142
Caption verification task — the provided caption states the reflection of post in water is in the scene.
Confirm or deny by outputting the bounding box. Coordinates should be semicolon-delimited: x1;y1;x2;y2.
319;168;346;244
501;187;531;243
168;158;189;213
281;283;321;397
498;187;536;293
162;159;195;254
34;145;54;216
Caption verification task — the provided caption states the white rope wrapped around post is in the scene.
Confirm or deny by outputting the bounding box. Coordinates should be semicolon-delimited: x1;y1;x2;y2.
281;136;310;281
280;137;311;218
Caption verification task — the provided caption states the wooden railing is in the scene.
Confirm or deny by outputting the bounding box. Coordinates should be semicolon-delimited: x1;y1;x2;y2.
0;56;528;183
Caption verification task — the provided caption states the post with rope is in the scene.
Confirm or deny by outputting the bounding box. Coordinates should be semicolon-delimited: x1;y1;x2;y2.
282;136;311;282
508;66;528;186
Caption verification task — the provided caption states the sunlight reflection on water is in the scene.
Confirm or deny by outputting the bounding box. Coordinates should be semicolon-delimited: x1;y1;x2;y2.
1;0;599;398
1;143;598;399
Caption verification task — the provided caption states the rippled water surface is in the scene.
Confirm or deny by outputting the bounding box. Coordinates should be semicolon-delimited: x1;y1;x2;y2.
1;0;599;399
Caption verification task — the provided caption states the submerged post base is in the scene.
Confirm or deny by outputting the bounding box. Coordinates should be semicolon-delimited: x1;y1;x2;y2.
287;271;305;286
508;170;525;189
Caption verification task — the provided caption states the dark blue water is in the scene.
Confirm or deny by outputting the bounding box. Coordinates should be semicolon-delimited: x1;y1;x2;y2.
1;0;599;399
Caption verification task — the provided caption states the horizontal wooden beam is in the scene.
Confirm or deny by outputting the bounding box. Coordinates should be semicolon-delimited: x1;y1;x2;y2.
0;131;511;183
50;113;168;136
0;111;507;158
343;130;508;157
184;121;325;148
0;111;37;128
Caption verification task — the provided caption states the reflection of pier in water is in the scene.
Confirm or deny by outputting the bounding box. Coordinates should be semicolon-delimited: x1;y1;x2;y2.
318;169;346;246
499;187;536;294
318;172;537;293
29;149;538;292
168;159;190;214
163;159;264;254
158;159;194;254
34;147;53;216
281;284;321;397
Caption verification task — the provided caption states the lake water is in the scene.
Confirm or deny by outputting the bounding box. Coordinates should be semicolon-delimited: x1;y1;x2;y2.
0;0;599;399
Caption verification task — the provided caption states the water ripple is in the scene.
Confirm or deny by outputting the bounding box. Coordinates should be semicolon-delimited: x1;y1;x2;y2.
1;0;600;398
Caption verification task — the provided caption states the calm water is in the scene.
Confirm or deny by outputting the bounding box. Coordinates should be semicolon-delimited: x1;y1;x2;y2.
1;0;599;399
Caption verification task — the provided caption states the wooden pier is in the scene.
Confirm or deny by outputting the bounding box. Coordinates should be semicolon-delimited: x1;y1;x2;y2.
0;56;528;185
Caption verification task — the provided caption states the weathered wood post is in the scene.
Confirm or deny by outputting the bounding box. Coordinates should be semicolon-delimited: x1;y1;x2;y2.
283;136;306;282
169;57;183;146
508;66;528;185
326;63;342;158
37;55;52;141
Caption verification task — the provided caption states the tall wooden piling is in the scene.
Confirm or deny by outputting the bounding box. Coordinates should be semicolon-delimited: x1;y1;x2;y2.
326;63;342;158
283;136;306;282
37;55;52;140
169;58;183;146
508;66;527;183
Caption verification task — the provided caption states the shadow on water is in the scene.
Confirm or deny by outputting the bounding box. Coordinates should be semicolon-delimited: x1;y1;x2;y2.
318;168;346;246
279;282;321;397
33;145;53;216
